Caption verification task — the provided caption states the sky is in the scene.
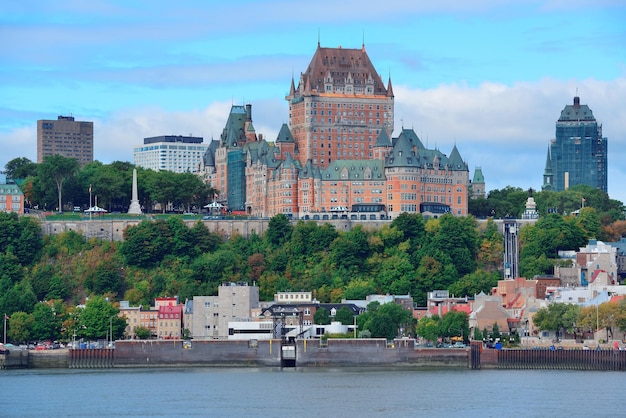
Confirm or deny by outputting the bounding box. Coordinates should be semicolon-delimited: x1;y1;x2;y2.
1;0;625;203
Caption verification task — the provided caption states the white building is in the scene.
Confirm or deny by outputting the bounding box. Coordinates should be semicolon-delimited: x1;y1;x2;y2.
191;282;259;339
133;135;209;173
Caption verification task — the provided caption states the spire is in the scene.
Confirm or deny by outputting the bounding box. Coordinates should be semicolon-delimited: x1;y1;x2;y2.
542;146;554;191
362;30;365;52
374;127;392;148
386;77;394;98
289;73;296;96
448;144;467;171
544;146;552;172
276;123;295;143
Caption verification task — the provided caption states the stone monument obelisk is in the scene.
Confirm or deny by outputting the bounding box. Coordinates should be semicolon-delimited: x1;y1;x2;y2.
127;168;143;214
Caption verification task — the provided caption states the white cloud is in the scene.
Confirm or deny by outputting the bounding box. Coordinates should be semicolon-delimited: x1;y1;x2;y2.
393;77;626;201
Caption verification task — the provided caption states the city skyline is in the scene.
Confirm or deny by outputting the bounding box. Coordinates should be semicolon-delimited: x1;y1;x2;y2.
1;1;625;203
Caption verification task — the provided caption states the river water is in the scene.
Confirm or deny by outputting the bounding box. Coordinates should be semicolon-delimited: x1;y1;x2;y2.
1;367;621;417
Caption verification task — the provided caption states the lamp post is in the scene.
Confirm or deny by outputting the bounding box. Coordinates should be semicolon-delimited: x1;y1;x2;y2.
109;316;114;348
596;302;599;342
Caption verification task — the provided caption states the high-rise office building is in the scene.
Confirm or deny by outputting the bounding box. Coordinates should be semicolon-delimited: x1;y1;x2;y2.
37;116;94;166
286;42;394;169
133;135;209;173
543;96;607;193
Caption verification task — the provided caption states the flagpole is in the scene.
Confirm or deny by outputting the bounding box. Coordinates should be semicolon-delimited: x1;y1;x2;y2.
3;314;7;344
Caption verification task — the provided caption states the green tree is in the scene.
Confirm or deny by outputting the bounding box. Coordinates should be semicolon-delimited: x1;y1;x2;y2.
440;311;469;342
334;306;355;326
121;220;173;267
2;157;37;179
329;226;370;274
432;214;478;277
362;302;412;339
266;214;293;247
7;312;33;344
575;207;602;240
448;270;499;298
30;301;63;342
343;278;375;300
417;315;441;342
146;171;178;213
0;281;37;317
77;296;125;340
390;212;426;246
314;307;331;325
533;303;581;340
491;323;501;341
134;326;151;340
37;154;79;212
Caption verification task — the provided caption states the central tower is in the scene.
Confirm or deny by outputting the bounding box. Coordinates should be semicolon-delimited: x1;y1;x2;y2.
286;42;394;169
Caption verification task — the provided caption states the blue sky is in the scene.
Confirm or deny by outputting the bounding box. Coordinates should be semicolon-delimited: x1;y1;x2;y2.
2;0;625;203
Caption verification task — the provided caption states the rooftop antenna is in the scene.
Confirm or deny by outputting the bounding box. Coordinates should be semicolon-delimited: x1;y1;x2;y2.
317;28;320;48
362;30;365;51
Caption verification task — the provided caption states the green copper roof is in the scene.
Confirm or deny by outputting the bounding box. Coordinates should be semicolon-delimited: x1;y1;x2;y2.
543;146;552;175
447;144;467;171
220;105;247;149
559;96;595;122
374;128;392;147
276;123;295;143
320;159;385;181
472;166;485;184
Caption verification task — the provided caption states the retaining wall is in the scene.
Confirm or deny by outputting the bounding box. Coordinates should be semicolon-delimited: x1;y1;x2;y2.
28;349;69;368
0;351;29;369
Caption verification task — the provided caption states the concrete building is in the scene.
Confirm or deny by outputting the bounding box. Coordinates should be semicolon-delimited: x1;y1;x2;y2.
37;116;93;166
133;135;209;173
191;282;259;339
118;301;141;339
543;96;608;192
0;182;24;214
555;240;619;286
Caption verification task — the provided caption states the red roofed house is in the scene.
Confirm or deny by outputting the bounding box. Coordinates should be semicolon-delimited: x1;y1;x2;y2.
156;297;183;339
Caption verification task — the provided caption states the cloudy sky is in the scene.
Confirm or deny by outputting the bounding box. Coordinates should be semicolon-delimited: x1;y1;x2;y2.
2;1;625;203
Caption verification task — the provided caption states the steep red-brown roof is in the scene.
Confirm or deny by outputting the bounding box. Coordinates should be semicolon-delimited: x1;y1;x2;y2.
302;44;387;95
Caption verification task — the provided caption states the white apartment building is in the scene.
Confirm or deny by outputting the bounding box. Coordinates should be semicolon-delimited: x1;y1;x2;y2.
133;135;209;173
191;282;260;339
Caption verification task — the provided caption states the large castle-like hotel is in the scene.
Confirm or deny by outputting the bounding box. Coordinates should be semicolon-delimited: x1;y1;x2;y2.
199;42;479;219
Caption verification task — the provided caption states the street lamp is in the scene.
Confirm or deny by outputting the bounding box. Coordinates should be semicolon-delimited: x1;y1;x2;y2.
109;316;115;348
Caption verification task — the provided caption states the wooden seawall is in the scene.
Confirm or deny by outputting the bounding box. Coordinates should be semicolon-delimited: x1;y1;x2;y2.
495;349;626;371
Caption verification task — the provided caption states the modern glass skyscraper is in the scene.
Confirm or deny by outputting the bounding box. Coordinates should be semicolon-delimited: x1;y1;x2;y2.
545;96;607;193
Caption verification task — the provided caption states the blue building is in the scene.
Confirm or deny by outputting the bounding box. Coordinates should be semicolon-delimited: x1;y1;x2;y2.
543;96;607;193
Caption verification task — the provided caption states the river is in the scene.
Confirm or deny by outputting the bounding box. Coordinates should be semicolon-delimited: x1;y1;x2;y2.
1;367;621;417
